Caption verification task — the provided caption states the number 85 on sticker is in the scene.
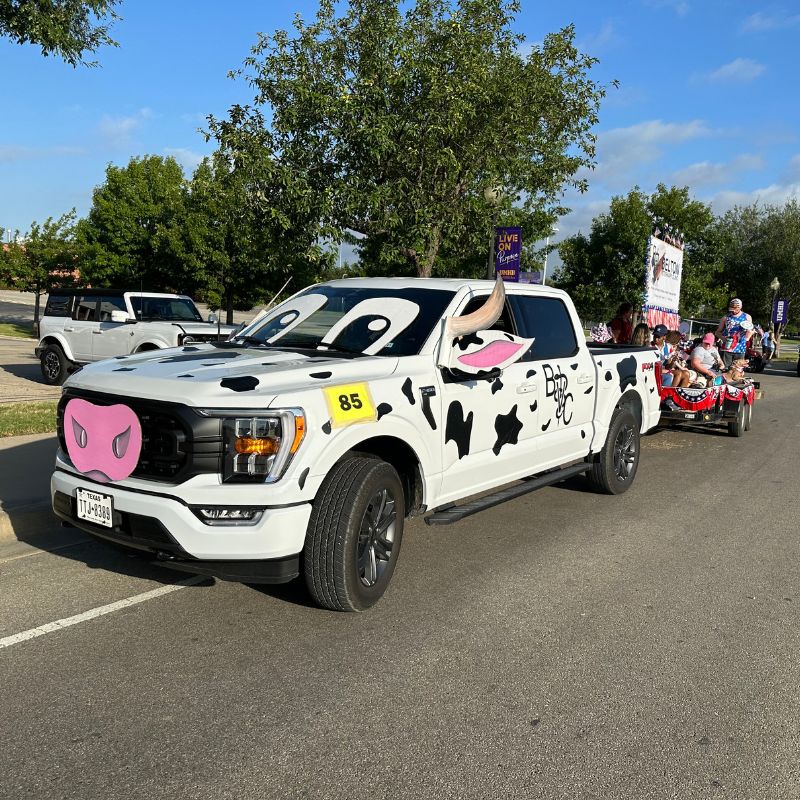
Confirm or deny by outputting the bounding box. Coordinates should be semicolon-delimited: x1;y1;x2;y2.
323;383;376;427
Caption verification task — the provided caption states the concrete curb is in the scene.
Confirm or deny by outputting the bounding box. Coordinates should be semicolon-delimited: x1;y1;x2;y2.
0;501;56;542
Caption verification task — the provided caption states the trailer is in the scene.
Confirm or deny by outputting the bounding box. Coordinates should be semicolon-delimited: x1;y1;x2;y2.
658;381;759;437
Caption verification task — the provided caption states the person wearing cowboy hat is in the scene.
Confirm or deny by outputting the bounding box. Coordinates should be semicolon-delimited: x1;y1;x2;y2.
714;297;754;369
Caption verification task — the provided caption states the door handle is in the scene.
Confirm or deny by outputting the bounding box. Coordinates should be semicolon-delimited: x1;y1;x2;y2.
64;326;75;332
93;330;103;334
577;374;592;384
516;383;537;394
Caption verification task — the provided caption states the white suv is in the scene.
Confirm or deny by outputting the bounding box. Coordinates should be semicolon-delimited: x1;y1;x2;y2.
36;290;237;385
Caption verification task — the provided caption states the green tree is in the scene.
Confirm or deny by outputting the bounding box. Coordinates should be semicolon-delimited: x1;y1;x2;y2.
0;211;80;330
78;155;198;293
0;0;120;66
555;184;720;322
211;0;606;278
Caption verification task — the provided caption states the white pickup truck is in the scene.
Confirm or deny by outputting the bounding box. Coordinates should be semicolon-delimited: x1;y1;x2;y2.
35;289;236;385
51;277;661;611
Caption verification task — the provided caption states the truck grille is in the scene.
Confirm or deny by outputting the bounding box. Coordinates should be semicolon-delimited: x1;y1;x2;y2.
57;390;222;483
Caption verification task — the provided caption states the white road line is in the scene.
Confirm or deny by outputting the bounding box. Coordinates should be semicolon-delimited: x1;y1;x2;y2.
0;575;206;650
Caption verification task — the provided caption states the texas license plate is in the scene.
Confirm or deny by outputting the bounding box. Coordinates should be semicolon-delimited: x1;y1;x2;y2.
76;488;114;528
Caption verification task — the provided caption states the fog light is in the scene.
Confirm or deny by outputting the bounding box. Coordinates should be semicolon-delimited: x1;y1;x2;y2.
191;507;264;526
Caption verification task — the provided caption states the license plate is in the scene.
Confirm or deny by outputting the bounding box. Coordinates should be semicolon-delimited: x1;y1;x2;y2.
76;488;114;528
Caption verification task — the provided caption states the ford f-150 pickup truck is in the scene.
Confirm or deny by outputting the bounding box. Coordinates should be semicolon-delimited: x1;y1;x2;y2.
51;277;661;611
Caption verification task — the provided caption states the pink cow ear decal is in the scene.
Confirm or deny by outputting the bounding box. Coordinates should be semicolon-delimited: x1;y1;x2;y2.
63;399;142;483
438;277;534;374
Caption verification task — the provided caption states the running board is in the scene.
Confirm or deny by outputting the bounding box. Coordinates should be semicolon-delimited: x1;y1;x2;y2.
424;462;591;526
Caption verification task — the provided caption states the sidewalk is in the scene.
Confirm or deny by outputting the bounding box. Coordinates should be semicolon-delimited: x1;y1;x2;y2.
0;432;59;541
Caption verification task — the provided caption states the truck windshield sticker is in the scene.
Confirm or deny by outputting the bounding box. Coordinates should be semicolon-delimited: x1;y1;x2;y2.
323;382;377;427
265;294;329;343
320;298;420;355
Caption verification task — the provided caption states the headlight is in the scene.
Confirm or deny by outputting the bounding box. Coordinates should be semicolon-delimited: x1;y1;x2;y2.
180;334;196;345
196;408;305;483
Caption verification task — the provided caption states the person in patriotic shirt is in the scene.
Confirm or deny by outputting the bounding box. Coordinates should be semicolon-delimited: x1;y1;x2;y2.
714;298;754;369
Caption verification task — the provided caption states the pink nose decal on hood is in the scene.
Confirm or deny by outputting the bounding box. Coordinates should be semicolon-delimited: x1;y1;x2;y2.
64;398;142;483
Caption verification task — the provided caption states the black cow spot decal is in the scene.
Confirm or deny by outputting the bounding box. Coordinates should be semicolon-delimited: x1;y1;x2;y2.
159;351;241;363
649;387;655;393
377;402;393;420
570;363;578;370
453;332;484;351
322;420;332;435
402;377;415;405
421;388;437;431
177;374;194;378
597;361;602;367
220;376;259;392
541;419;552;431
616;355;638;391
529;400;538;412
298;467;309;490
605;371;613;381
445;402;474;459
491;377;504;395
113;367;136;372
309;371;332;379
526;369;537;378
504;333;514;341
584;386;593;394
581;430;586;439
492;405;523;455
113;356;127;360
644;374;648;383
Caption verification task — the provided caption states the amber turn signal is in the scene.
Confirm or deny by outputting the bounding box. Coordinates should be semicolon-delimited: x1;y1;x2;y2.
234;437;280;455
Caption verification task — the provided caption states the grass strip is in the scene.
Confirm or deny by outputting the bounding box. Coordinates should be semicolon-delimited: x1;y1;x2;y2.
0;401;58;438
0;322;35;339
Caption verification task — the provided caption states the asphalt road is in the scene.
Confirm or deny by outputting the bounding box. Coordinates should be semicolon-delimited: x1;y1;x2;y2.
1;368;799;799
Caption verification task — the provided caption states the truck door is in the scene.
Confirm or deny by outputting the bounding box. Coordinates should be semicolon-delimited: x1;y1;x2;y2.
68;294;101;362
508;294;595;470
436;292;540;505
93;295;135;360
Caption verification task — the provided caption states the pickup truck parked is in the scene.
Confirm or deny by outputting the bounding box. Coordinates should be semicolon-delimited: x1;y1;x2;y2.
36;289;236;385
51;277;661;611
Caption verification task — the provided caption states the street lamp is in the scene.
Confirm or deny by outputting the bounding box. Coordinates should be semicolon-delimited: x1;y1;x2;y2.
484;186;502;280
770;276;780;326
541;227;559;286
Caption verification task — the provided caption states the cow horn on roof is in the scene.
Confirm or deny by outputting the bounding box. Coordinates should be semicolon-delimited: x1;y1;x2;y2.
446;276;505;339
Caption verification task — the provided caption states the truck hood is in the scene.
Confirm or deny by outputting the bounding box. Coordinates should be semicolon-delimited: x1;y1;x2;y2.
171;321;238;335
65;344;400;406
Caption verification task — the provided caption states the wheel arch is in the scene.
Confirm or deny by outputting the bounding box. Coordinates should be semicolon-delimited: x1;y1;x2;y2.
38;334;76;363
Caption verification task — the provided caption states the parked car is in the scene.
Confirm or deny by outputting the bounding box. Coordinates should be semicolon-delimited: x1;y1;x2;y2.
51;277;662;611
36;289;237;384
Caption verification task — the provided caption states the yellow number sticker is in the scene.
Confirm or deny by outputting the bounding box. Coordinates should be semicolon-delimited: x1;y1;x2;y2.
323;383;376;427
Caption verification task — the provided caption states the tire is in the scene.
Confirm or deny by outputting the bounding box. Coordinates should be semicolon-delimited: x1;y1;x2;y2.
728;400;746;437
743;400;753;432
304;456;405;612
587;408;640;495
40;344;70;385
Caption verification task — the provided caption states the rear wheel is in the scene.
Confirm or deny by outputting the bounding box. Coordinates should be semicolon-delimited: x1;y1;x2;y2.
587;408;640;495
728;400;746;437
40;344;70;385
743;400;753;431
304;456;405;612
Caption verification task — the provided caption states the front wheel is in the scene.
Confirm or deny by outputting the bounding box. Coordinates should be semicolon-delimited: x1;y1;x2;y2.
586;408;640;495
304;456;405;612
40;344;70;385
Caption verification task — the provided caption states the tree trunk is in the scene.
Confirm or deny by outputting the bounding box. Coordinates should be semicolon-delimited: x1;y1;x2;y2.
33;282;42;337
419;223;443;278
225;288;234;326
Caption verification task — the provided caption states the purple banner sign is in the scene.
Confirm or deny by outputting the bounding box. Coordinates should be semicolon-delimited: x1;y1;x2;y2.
772;297;789;325
494;226;522;282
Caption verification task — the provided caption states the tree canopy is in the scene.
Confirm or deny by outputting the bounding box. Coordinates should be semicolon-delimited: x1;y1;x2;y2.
0;0;120;66
210;0;607;278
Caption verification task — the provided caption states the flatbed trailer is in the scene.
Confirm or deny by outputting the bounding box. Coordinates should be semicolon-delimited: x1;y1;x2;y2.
658;381;759;437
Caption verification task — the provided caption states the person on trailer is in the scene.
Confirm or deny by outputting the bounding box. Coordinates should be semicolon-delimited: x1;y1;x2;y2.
653;325;690;387
609;302;634;344
691;332;725;385
715;297;754;369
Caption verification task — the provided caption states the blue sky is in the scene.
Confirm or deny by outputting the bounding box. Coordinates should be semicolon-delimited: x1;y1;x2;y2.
2;0;799;254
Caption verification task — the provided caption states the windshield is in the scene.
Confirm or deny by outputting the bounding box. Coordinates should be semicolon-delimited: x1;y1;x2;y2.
239;285;456;356
130;296;203;322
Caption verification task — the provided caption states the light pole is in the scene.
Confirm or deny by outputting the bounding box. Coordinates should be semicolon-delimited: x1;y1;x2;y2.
541;226;559;286
484;186;502;280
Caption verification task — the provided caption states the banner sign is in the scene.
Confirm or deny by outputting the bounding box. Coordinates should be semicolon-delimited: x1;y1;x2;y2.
643;233;684;329
494;227;522;282
772;297;789;325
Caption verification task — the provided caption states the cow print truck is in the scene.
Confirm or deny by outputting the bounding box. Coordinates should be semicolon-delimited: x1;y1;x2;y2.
51;277;662;612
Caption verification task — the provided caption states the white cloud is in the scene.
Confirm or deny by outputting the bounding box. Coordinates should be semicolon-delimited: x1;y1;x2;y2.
709;182;800;213
703;58;766;83
577;22;623;53
783;154;800;183
671;154;764;187
741;11;800;32
97;108;153;146
0;145;86;162
643;0;689;17
163;147;206;172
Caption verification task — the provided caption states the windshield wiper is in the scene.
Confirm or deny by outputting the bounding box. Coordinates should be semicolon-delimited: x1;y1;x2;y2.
232;335;269;347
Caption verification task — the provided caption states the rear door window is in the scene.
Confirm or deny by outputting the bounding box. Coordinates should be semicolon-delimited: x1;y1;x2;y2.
44;294;73;317
508;295;579;361
73;295;100;322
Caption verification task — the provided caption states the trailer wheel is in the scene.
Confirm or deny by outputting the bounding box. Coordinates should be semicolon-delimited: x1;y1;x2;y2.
587;408;640;495
304;456;405;612
728;400;746;437
743;400;753;431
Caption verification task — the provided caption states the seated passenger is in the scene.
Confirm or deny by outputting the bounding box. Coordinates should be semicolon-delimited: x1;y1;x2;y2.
690;332;724;386
630;322;650;346
653;325;690;387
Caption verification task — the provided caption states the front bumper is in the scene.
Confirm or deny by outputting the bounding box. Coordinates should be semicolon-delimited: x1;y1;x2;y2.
51;468;312;582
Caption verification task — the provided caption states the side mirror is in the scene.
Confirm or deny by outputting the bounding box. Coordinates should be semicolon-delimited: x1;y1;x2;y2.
110;310;129;323
208;312;218;324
